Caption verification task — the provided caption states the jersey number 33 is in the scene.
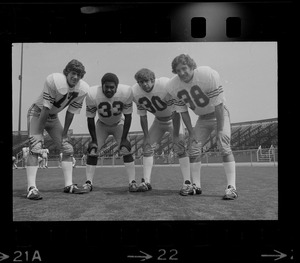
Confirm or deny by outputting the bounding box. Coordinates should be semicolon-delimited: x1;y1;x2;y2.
98;101;123;117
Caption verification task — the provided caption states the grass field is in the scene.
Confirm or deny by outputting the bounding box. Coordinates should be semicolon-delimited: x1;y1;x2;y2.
12;164;278;221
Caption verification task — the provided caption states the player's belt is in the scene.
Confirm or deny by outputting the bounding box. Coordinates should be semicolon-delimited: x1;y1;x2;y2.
99;120;120;127
199;112;216;120
48;113;58;119
156;115;173;122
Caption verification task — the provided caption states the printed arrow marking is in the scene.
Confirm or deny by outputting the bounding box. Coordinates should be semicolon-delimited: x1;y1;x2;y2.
0;252;9;262
127;250;152;261
261;249;287;261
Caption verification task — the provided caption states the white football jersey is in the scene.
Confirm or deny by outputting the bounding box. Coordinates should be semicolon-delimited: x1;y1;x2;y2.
33;73;89;115
166;66;226;116
41;148;49;158
22;147;29;156
86;84;133;126
132;77;174;118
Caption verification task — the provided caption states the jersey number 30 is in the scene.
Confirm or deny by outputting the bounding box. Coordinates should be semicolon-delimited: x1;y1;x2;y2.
138;96;167;113
177;85;209;110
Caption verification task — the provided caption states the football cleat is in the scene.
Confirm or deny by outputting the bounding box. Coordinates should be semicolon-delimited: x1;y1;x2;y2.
63;184;88;194
223;185;238;200
129;180;138;192
192;183;202;195
27;186;43;200
179;180;195;196
138;178;152;192
83;180;93;192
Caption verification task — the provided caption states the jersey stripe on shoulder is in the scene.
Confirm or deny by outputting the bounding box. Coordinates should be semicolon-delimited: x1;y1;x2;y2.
43;92;55;103
207;86;223;98
70;101;83;109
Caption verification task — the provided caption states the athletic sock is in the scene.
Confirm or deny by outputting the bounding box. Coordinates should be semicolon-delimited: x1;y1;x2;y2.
124;161;135;183
143;156;153;183
26;166;38;190
190;161;202;188
178;156;191;184
223;161;236;189
61;161;73;187
86;165;96;184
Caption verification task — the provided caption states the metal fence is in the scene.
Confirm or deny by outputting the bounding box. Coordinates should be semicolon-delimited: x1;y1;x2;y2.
13;148;278;169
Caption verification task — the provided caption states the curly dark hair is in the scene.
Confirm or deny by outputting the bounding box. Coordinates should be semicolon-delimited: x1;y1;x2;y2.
101;73;119;87
134;68;155;82
63;59;86;78
171;54;197;74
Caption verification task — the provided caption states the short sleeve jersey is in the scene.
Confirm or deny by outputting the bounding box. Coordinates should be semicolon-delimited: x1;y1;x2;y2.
22;147;29;156
41;149;49;158
131;77;174;118
166;66;225;116
33;73;89;115
86;84;133;126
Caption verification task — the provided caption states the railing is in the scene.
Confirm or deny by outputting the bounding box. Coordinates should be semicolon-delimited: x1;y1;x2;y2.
13;148;278;168
256;145;276;162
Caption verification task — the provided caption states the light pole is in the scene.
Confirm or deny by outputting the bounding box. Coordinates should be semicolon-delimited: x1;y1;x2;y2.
18;43;24;134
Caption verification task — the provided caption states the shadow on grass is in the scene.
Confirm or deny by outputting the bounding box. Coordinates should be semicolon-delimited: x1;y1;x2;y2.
13;187;222;199
99;187;222;198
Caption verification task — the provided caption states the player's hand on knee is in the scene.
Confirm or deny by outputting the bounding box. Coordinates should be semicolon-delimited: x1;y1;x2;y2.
188;138;201;157
87;141;98;157
173;136;186;155
143;143;155;156
143;136;151;148
29;134;44;147
61;138;74;155
119;139;131;156
217;131;230;144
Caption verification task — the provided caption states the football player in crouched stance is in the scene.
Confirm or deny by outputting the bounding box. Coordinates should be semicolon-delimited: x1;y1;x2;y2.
26;59;89;200
132;68;190;192
83;73;137;192
167;54;238;200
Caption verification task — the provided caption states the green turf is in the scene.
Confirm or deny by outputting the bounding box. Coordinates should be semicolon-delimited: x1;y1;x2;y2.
12;165;278;221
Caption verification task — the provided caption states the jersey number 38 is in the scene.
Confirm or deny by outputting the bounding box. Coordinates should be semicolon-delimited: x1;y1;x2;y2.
177;85;209;110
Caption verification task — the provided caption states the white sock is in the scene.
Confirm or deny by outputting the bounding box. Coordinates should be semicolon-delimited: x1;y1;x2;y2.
26;166;38;190
124;161;135;183
223;161;236;189
143;156;153;183
61;161;73;187
179;156;191;184
190;162;201;188
86;165;96;184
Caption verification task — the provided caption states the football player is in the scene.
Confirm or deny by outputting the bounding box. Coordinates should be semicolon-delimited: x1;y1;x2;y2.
12;156;18;169
41;146;49;168
22;144;29;168
72;156;76;168
167;54;238;200
58;152;63;168
83;73;137;192
25;59;89;200
132;68;190;191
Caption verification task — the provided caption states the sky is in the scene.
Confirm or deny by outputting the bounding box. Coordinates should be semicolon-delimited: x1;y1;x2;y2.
12;42;277;134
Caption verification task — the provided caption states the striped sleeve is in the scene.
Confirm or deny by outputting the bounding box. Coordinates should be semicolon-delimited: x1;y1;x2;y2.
67;95;86;114
42;76;57;109
174;99;188;113
85;92;97;118
207;69;226;106
136;104;147;116
207;86;224;99
123;89;133;115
